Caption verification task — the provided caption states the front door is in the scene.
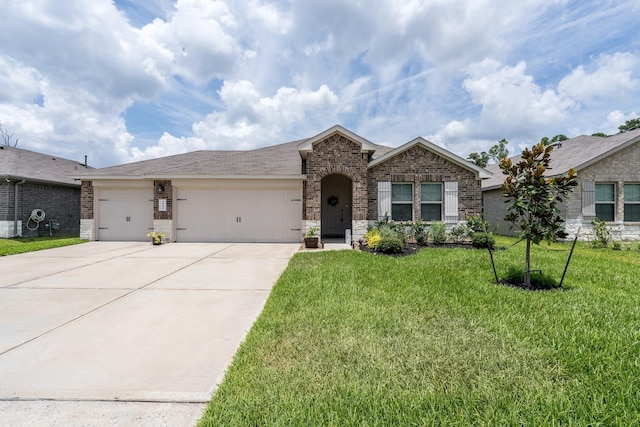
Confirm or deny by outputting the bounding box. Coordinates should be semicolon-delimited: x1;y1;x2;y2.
321;174;352;238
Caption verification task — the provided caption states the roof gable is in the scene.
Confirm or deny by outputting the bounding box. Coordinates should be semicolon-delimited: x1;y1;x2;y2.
368;137;492;179
297;125;378;154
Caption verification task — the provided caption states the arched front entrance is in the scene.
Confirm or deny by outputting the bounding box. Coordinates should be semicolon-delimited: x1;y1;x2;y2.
321;174;352;238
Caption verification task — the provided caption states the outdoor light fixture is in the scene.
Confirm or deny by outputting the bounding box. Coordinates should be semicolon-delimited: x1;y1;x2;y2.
157;184;165;194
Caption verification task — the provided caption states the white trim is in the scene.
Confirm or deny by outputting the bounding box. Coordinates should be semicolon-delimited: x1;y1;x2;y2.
444;182;459;224
368;137;492;179
377;181;391;220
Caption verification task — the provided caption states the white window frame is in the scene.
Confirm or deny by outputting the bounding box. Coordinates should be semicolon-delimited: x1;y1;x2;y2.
624;183;640;222
595;183;616;222
391;183;413;221
420;183;442;222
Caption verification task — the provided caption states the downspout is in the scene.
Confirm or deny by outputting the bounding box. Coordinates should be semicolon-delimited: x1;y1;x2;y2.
14;179;25;237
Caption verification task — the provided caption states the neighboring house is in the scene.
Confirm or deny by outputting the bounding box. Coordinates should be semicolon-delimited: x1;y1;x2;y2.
0;145;91;238
482;129;640;241
73;125;491;243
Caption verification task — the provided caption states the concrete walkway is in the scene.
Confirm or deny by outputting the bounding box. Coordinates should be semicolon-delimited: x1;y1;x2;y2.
0;242;298;426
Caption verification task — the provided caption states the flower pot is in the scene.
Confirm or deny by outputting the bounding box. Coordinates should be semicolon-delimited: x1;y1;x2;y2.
304;237;319;248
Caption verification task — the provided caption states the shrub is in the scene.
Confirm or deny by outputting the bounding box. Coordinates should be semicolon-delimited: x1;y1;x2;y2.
379;224;408;245
471;232;495;249
449;224;471;243
591;217;611;248
375;214;408;245
466;214;489;233
364;229;381;249
411;220;427;245
376;237;404;254
612;242;622;251
429;222;447;245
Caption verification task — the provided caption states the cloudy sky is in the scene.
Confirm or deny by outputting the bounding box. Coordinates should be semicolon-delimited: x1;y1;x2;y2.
1;0;638;168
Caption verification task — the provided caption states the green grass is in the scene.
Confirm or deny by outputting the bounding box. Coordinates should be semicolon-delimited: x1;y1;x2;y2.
199;237;640;426
0;236;86;256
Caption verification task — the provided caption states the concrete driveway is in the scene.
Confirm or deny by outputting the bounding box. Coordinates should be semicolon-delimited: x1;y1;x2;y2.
0;242;298;426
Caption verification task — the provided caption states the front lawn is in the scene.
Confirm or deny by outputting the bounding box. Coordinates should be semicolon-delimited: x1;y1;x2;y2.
199;237;640;426
0;236;86;256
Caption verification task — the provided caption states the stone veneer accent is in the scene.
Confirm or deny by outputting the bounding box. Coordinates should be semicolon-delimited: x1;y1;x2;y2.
80;218;93;240
153;219;173;242
368;145;482;221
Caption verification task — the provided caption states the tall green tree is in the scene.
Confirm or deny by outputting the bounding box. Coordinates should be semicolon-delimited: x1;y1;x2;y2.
488;138;509;162
467;151;489;167
540;134;568;146
618;118;640;133
500;143;578;287
467;138;510;167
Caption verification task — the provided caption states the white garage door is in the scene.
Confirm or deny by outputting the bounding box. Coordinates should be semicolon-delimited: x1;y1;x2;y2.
175;186;302;242
97;188;154;241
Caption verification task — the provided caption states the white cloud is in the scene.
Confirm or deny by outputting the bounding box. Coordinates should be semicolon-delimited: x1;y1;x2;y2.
130;81;340;159
247;0;293;34
558;52;640;105
143;0;240;85
0;57;44;104
1;0;639;167
464;59;574;130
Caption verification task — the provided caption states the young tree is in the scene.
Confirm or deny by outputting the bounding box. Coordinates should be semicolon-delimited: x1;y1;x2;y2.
500;142;578;287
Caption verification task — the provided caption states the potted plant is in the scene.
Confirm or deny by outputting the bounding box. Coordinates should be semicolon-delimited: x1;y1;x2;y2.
304;226;320;249
147;231;166;245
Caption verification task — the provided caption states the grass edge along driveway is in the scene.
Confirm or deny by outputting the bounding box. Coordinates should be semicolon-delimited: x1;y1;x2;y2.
0;236;86;256
199;237;640;426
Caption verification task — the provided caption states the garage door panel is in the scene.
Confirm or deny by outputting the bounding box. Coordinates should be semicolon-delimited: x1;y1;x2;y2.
176;186;301;243
97;189;154;241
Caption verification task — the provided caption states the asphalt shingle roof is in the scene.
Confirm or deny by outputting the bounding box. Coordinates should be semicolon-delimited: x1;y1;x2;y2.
482;129;640;190
75;137;396;179
0;145;90;186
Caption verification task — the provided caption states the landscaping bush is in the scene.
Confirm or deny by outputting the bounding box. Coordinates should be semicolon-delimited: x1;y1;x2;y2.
411;220;427;245
590;217;611;248
364;229;381;249
449;223;471;243
428;221;447;245
466;214;489;233
376;237;404;254
471;232;495;249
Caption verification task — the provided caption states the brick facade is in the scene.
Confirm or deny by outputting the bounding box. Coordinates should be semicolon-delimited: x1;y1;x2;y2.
4;182;81;237
81;181;94;219
153;180;173;220
368;145;482;221
304;134;368;221
304;134;483;239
